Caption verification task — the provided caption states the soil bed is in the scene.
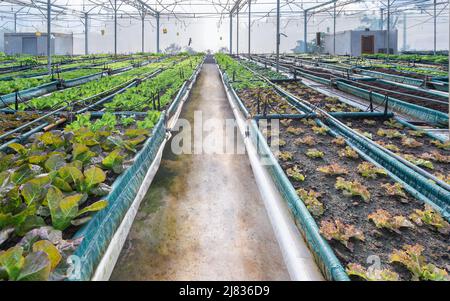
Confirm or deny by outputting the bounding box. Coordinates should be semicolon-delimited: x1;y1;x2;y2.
348;80;448;113
277;81;361;113
237;87;300;116
337;117;450;179
0;112;58;143
263;117;449;281
370;67;426;80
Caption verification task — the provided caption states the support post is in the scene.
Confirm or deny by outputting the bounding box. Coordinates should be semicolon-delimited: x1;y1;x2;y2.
156;12;160;53
141;14;145;53
333;2;336;55
304;11;307;53
230;13;233;55
14;12;17;33
84;13;89;55
380;8;384;30
236;6;239;55
433;0;437;55
248;0;251;57
114;0;118;56
276;0;280;72
402;13;406;51
47;0;51;75
387;0;390;54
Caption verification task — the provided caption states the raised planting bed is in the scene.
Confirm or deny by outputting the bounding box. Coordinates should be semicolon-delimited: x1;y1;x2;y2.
335;116;450;184
0;111;162;281
275;80;361;113
236;87;301;116
239;59;289;80
216;54;301;116
345;79;448;113
0;112;59;144
17;59;173;111
104;55;203;112
261;117;449;281
370;67;440;79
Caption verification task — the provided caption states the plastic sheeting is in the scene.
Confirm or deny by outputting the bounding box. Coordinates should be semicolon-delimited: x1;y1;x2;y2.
335;81;448;126
70;115;167;281
324;117;450;214
0;81;59;108
248;119;349;281
62;71;106;88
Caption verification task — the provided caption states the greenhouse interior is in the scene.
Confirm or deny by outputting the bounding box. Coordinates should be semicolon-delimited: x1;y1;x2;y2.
0;0;448;284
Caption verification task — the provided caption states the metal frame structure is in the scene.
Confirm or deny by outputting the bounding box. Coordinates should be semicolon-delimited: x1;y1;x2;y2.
0;0;447;72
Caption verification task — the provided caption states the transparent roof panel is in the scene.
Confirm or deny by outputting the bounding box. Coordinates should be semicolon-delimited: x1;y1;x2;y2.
0;0;447;53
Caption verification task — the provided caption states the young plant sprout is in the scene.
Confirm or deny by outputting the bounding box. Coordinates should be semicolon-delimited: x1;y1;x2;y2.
368;209;414;234
409;205;450;234
286;165;306;182
401;137;423;148
296;189;324;217
306;149;325;159
357;162;387;179
286;126;304;135
381;183;407;198
346;263;399;281
279;151;293;162
335;177;371;202
390;244;449;281
338;146;359;159
331;137;346;146
295;135;316;146
319;219;365;251
317;163;349;176
377;128;404;139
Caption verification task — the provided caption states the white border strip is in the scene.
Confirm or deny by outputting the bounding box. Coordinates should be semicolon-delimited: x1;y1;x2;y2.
92;138;168;281
91;62;203;281
218;66;324;281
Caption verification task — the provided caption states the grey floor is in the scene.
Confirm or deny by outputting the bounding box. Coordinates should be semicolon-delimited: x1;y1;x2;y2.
110;62;290;281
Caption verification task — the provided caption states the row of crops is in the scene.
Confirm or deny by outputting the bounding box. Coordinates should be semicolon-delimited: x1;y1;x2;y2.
216;54;449;281
0;54;158;98
277;53;449;89
0;52;204;281
250;54;449;127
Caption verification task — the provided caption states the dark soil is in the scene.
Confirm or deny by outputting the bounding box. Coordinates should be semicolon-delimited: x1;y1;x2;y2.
337;117;450;176
264;118;449;280
237;87;300;116
294;65;348;80
0;112;58;143
278;81;361;113
347;80;448;113
371;67;426;80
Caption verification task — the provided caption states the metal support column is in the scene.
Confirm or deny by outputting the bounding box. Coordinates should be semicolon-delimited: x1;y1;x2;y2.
248;0;251;57
141;14;145;53
156;12;160;53
433;0;437;55
333;2;336;55
230;13;233;55
114;0;118;56
14;12;17;33
276;0;280;72
380;8;384;30
387;0;390;54
47;0;51;75
84;13;89;55
304;11;307;53
236;6;239;55
402;13;406;51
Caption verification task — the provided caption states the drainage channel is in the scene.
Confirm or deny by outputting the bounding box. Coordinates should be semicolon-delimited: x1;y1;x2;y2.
110;60;290;280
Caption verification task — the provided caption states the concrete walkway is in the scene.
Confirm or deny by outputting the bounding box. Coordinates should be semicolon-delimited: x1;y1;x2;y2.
110;61;290;281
